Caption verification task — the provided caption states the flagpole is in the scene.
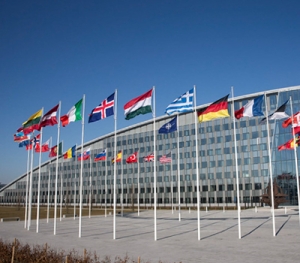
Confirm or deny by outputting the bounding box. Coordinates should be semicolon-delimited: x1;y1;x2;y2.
193;85;201;240
264;92;276;236
74;146;77;220
47;137;53;224
121;151;124;217
36;121;43;233
177;113;181;221
79;95;85;238
113;89;118;239
153;86;157;241
231;87;241;239
54;101;61;235
289;97;300;226
27;131;35;231
171;160;173;214
89;153;92;219
59;141;64;221
24;146;30;229
138;155;140;216
105;149;107;217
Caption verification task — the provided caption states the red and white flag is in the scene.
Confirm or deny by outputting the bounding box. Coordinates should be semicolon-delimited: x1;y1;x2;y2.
126;152;138;163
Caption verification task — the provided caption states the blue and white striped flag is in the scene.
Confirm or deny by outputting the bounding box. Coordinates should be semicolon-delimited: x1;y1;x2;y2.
165;88;194;115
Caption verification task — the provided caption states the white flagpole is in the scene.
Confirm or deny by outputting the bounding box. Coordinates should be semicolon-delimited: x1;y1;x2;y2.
177;113;181;221
105;149;107;217
27;131;35;231
289;97;300;226
193;85;201;240
36;121;43;233
231;87;241;239
24;146;30;229
47;137;52;224
60;158;63;221
121;151;123;217
264;92;276;236
54;101;61;235
74;145;77;220
171;161;173;214
138;155;140;216
153;86;157;241
89;154;92;218
79;94;85;238
113;89;118;239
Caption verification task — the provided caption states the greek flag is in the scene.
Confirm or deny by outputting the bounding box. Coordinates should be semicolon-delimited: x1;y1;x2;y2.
165;88;194;115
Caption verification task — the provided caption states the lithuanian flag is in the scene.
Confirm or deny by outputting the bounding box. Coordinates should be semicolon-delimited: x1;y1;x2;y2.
197;95;230;122
22;109;43;132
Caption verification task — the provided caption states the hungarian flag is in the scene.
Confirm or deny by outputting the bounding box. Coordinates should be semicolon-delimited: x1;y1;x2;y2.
39;104;59;130
49;142;62;157
124;89;152;120
278;137;300;151
60;98;83;127
22;109;43;134
126;152;138;163
63;145;76;159
112;151;122;163
197;95;230;123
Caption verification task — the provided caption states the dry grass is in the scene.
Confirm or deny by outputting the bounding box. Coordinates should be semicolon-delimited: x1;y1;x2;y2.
0;205;128;221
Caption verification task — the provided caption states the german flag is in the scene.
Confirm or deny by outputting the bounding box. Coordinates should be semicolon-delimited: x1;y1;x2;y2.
197;95;230;122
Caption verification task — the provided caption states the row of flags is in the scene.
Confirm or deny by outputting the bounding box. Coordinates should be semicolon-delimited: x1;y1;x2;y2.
14;87;300;159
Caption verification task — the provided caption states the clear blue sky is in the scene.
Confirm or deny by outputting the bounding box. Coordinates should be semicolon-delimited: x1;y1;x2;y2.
1;0;300;184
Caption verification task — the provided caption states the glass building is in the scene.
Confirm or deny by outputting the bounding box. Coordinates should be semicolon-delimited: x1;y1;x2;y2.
1;85;300;207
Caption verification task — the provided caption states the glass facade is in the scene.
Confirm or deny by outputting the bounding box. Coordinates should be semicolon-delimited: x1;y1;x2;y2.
1;86;300;207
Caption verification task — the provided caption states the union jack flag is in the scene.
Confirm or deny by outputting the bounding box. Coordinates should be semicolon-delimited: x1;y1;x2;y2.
143;153;154;162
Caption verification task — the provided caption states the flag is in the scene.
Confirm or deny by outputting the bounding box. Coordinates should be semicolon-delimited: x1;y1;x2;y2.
165;88;194;115
282;112;300;135
63;145;76;159
39;104;59;130
143;153;154;162
14;131;29;143
112;151;122;163
33;134;40;149
126;152;138;163
88;93;115;123
158;116;177;134
78;148;91;161
278;137;300;151
159;152;172;164
124;89;152;120
60;98;83;127
197;95;230;123
94;149;106;161
22;109;43;133
35;138;50;152
49;143;62;157
234;95;264;119
19;140;30;148
261;100;289;123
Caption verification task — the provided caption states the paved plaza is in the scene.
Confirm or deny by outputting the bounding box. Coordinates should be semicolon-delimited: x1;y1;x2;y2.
1;207;300;263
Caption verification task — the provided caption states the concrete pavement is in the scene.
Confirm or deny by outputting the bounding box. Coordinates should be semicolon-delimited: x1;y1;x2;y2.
1;207;300;263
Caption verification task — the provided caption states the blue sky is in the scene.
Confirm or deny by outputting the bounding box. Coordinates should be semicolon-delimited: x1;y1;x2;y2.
1;0;300;184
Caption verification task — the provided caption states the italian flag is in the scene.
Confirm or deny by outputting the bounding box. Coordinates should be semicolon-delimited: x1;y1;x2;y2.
60;99;82;127
124;89;153;120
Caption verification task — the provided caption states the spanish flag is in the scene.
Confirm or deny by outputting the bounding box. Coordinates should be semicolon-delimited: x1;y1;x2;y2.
197;95;230;123
112;151;122;163
278;137;300;151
